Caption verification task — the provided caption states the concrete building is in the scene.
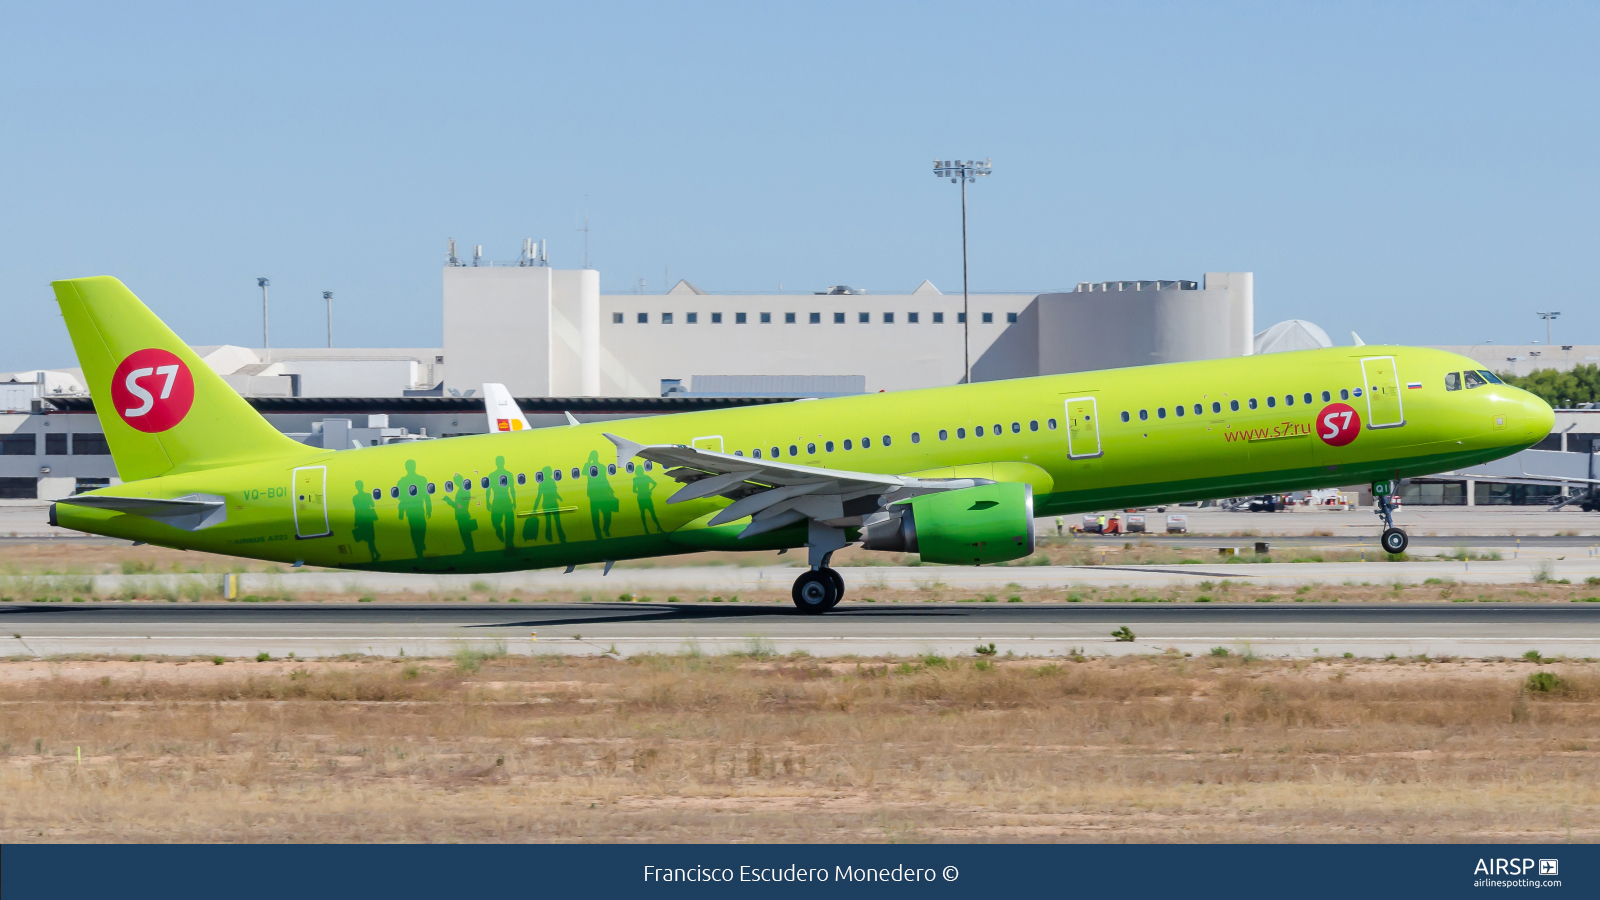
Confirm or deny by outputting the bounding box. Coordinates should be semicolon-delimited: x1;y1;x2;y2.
1433;345;1600;378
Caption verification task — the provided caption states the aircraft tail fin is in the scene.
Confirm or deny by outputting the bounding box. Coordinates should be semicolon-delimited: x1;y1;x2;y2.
482;382;531;432
51;276;318;482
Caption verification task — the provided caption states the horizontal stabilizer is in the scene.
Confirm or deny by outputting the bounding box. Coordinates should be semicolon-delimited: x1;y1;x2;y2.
56;493;227;531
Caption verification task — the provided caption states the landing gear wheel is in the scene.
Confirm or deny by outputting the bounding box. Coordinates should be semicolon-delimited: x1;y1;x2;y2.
824;567;845;608
792;569;839;614
1381;527;1409;555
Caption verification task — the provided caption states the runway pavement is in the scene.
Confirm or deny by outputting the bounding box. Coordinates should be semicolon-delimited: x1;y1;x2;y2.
5;601;1597;660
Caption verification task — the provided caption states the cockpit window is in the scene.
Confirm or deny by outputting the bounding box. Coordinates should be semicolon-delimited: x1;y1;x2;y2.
1444;372;1462;392
1463;370;1487;389
1479;370;1504;384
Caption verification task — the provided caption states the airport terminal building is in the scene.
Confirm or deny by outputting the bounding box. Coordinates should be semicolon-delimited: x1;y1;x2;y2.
1;249;1592;505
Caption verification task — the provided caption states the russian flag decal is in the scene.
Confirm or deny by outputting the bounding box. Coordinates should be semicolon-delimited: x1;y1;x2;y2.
1406;382;1422;389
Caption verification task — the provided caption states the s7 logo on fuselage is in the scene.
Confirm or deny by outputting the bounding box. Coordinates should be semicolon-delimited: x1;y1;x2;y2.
1317;402;1361;446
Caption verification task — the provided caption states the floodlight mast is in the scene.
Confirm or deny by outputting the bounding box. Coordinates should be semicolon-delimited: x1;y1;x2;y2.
324;291;334;348
257;277;270;351
1536;311;1560;347
932;158;992;384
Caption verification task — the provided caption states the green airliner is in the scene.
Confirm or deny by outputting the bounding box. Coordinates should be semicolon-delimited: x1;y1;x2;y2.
49;277;1552;613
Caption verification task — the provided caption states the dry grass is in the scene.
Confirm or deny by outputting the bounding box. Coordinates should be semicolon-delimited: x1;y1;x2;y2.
3;654;1599;842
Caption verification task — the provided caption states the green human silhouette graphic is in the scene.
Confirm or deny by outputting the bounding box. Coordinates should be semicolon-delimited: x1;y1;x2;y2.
524;466;567;543
584;450;619;540
633;464;662;533
350;479;380;562
487;455;517;553
440;473;478;555
395;459;432;558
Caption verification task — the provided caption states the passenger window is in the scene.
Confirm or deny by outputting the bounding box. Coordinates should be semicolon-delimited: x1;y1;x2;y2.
956;428;966;439
608;464;617;476
626;462;635;473
1248;398;1258;410
1479;370;1503;385
517;473;526;485
975;425;985;437
373;488;382;500
536;471;545;482
481;477;490;488
1011;422;1020;433
1268;396;1278;408
862;437;872;448
1029;420;1038;431
1193;404;1201;415
1157;407;1166;418
1303;393;1312;404
1175;405;1185;417
645;461;652;470
883;435;892;446
1229;400;1239;411
1464;371;1486;389
571;468;580;479
1284;395;1293;406
753;449;762;458
734;450;743;457
1048;418;1057;429
771;446;781;457
1340;389;1350;400
825;441;835;451
1321;391;1331;402
1212;402;1221;413
991;423;1000;435
911;433;919;443
939;430;948;440
790;444;799;456
1120;411;1130;423
1138;410;1148;421
1445;372;1461;391
844;439;853;449
553;470;562;481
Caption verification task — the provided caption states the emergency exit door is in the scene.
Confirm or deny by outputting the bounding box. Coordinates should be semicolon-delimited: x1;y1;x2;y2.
293;466;332;539
1064;397;1102;459
1360;356;1405;429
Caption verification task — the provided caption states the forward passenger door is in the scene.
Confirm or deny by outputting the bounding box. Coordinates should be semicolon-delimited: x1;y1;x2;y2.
1360;357;1405;429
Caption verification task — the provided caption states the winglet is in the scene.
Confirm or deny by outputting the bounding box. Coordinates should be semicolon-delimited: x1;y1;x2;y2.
603;432;646;466
1351;331;1366;347
564;411;580;427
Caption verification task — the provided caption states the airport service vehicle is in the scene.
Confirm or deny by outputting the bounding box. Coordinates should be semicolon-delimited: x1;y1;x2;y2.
49;277;1553;612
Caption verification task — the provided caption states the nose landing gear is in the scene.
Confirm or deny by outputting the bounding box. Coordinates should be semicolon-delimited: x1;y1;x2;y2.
1374;482;1408;554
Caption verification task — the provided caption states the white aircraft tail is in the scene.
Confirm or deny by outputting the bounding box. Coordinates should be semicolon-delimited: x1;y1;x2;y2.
482;383;531;433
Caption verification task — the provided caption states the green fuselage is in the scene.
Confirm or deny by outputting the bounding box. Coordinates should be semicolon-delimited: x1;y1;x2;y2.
56;345;1552;572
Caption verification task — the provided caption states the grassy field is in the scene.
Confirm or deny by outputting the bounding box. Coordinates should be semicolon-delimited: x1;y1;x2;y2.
2;653;1598;842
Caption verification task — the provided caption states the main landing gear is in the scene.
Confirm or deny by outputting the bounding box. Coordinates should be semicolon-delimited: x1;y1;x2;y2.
1375;484;1408;555
792;564;845;614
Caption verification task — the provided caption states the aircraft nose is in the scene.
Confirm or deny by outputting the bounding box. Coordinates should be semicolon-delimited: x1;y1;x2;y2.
1523;389;1555;441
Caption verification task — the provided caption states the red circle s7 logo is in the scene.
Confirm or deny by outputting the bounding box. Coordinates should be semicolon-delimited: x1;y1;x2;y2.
110;349;195;433
1317;402;1361;446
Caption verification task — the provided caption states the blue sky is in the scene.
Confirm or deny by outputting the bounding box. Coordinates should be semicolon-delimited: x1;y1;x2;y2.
2;1;1596;368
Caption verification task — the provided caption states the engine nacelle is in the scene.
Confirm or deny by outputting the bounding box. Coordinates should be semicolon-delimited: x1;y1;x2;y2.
861;482;1035;565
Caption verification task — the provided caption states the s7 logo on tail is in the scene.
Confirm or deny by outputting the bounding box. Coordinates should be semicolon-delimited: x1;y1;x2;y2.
110;348;195;433
1318;402;1360;446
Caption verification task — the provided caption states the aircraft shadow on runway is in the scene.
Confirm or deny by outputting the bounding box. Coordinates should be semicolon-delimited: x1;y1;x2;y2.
472;604;967;628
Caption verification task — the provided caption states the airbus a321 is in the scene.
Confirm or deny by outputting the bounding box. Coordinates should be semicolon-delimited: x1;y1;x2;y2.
49;277;1553;612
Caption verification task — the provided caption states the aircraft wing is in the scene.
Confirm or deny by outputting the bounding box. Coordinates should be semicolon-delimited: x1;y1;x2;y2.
54;493;227;531
603;433;988;538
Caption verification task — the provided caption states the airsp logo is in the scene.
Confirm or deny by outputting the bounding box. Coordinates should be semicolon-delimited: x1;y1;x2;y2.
110;348;195;433
1316;402;1361;447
